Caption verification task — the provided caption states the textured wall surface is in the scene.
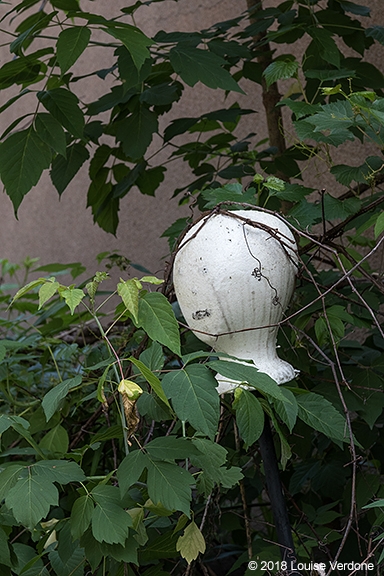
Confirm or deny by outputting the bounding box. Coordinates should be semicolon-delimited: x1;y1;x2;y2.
0;0;382;282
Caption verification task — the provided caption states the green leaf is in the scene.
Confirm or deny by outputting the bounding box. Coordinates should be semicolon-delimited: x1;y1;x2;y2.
169;45;243;93
37;88;85;139
35;113;66;157
129;356;171;408
137;165;166;196
233;389;264;448
0;465;24;501
91;485;132;545
374;211;384;238
308;28;341;67
366;26;384;45
0;526;11;567
38;279;60;309
50;142;90;195
116;104;158;160
49;544;85;576
10;277;46;304
117;450;148;496
33;459;85;483
56;26;91;75
0;127;52;213
138;292;181;355
176;521;206;564
263;57;299;88
60;286;85;314
207;361;288;403
117;278;141;323
145;436;200;462
162;364;220;439
105;25;153;70
39;424;69;455
117;46;152;89
41;375;82;421
5;469;59;529
146;459;194;516
296;392;350;443
272;388;298;432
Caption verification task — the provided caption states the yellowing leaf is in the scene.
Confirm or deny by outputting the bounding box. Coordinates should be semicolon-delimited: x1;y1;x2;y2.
38;279;60;309
59;286;85;314
117;278;141;323
176;521;206;564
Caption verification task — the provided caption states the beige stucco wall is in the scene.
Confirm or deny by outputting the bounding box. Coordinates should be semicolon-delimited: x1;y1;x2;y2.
0;0;382;287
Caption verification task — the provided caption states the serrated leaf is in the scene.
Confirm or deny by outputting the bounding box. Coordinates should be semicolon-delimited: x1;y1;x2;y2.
41;375;82;421
0;465;24;501
308;27;341;67
50;142;90;195
145;437;200;461
105;25;153;70
49;545;85;576
169;45;243;93
5;470;59;529
10;277;46;304
162;364;220;439
33;459;85;483
374;212;384;238
91;485;132;545
176;521;206;564
37;88;85;139
138;292;181;355
56;26;91;75
272;388;298;432
0;127;52;213
70;495;94;539
146;459;193;516
60;286;85;314
117;278;141;323
116;104;158;160
233;389;264;448
117;450;148;496
208;360;288;403
296;392;350;443
35;113;66;157
39;424;69;454
129;356;171;408
38;279;60;309
0;526;11;567
263;58;299;88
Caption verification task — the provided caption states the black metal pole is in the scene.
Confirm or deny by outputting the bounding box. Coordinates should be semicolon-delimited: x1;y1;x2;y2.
258;417;303;575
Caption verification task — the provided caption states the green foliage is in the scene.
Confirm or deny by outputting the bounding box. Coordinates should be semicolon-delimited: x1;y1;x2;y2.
0;0;384;573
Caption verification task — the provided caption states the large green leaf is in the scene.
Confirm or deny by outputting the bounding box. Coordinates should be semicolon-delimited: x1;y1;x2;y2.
146;459;194;516
117;450;148;496
233;389;264;448
190;437;242;488
296;392;350;443
0;127;52;213
117;278;140;323
91;485;132;545
207;360;288;402
116;104;158;160
5;469;59;529
50;142;90;195
169;45;243;93
105;25;153;70
56;26;91;75
37;88;85;139
35;113;66;157
138;292;181;355
162;364;220;439
41;375;82;421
